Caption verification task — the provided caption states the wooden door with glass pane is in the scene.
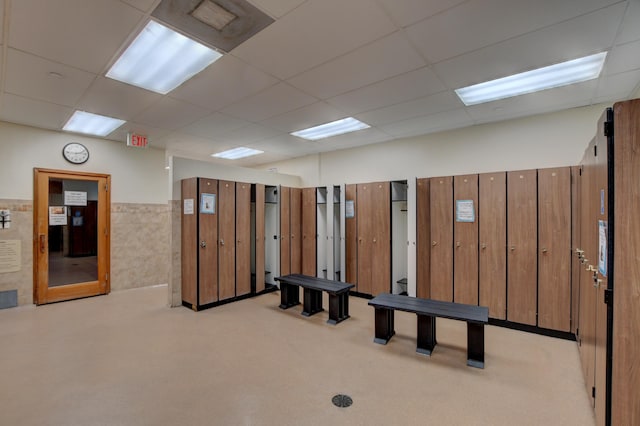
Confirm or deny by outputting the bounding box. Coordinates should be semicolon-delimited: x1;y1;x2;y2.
34;169;110;305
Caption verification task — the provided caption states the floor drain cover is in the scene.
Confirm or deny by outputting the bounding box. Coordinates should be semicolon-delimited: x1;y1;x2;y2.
332;394;353;408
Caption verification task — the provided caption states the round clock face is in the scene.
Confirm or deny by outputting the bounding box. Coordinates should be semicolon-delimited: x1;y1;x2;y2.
63;143;89;164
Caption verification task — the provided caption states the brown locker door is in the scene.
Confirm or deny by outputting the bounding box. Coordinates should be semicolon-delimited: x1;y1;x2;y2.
416;178;430;299
453;174;479;305
218;180;236;301
356;183;372;295
371;181;390;296
506;170;537;325
570;166;581;335
430;176;453;302
345;184;357;289
479;172;506;319
290;188;302;274
199;178;218;305
538;167;571;332
301;187;317;276
236;182;251;296
255;184;265;293
181;178;197;306
280;186;291;276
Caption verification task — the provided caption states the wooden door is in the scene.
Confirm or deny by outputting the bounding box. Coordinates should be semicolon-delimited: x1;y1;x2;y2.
198;178;218;306
280;186;291;276
507;170;537;325
371;181;390;296
181;178;198;306
416;178;430;299
34;169;110;305
356;183;373;295
479;172;506;319
537;167;571;331
218;180;235;301
345;184;357;289
570;166;581;335
430;176;453;302
290;188;302;274
453;174;478;305
255;184;265;293
301;187;317;276
236;182;251;296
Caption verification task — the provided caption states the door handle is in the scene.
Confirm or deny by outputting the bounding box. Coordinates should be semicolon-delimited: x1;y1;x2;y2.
456;241;461;248
432;241;437;246
220;239;225;246
541;247;548;253
39;234;46;254
200;240;206;248
510;246;515;251
481;244;487;250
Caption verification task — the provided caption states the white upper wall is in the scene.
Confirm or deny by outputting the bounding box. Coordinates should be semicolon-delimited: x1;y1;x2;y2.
259;103;609;186
0;121;168;203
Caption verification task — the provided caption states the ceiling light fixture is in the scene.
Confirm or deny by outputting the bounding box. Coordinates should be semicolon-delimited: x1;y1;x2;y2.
455;52;608;106
212;147;264;160
291;117;371;141
63;111;126;137
106;20;222;94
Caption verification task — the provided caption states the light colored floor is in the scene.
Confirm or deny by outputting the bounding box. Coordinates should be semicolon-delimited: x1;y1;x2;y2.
48;252;97;287
0;285;595;426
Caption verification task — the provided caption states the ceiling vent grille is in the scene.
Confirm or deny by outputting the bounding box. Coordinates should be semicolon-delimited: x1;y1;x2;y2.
191;0;237;31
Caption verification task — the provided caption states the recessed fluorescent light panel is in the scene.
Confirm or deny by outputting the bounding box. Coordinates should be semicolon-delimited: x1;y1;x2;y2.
291;117;371;141
455;52;607;106
212;147;264;160
63;111;126;137
106;20;222;94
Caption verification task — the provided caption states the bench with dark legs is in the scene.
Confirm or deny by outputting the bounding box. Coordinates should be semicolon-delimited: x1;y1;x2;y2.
274;274;355;325
368;293;489;368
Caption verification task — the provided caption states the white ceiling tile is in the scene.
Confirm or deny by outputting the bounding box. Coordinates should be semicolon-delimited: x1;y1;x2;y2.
406;0;622;63
433;3;626;89
252;134;321;155
106;121;172;145
230;151;293;167
261;102;347;133
615;0;640;45
181;113;253;139
77;77;162;120
120;0;158;12
158;133;217;151
170;55;279;111
603;39;640;76
357;90;463;126
214;123;282;145
0;94;73;130
133;97;211;130
596;70;640;99
287;32;426;99
4;49;96;107
376;0;468;28
9;0;144;74
221;83;317;122
232;0;397;79
318;128;394;151
327;66;447;114
380;108;473;137
248;0;307;18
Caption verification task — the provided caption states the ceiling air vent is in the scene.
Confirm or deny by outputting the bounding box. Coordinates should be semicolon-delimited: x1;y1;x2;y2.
191;0;237;31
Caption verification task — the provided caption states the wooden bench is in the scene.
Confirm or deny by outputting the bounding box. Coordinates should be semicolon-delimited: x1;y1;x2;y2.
275;274;355;325
368;293;489;368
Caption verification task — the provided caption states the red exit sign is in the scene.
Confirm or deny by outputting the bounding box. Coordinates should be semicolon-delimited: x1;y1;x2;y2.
127;133;148;148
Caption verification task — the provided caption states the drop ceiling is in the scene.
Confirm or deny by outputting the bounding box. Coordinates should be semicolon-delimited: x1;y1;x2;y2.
1;0;639;168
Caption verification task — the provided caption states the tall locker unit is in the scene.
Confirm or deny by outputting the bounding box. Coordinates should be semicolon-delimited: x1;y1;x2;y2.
478;172;506;320
537;167;571;331
316;187;327;278
236;182;251;297
280;186;291;276
345;184;358;290
290;188;302;274
506;170;537;325
302;187;317;276
264;186;278;287
453;174;478;305
218;181;236;301
416;178;430;299
430;176;453;302
570;166;581;335
251;184;266;293
332;186;343;282
391;181;408;295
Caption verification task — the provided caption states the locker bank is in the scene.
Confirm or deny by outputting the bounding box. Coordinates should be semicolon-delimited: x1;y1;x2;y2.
1;1;639;425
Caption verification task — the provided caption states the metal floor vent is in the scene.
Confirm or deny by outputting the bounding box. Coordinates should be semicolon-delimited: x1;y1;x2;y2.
332;394;353;408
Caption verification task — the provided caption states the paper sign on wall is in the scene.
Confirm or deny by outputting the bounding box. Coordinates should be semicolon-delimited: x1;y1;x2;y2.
0;240;21;273
64;191;87;206
456;200;475;222
49;206;67;226
345;200;355;218
599;220;607;276
183;199;194;215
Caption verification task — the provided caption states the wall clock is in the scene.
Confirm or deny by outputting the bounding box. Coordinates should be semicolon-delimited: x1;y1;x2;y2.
62;143;89;164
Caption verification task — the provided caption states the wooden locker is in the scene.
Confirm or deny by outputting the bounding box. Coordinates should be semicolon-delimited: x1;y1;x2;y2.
254;184;265;293
570;166;581;335
371;181;390;296
537;167;571;331
301;187;317;276
345;184;357;289
198;178;219;306
416;178;430;299
506;170;537;325
290;188;302;274
430;176;453;302
236;182;251;297
357;183;373;295
453;174;478;305
479;172;506;319
181;178;198;306
280;186;291;276
218;180;235;301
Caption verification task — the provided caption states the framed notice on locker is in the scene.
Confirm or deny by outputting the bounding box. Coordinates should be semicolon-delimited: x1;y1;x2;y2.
455;199;475;222
200;193;216;214
345;200;355;218
598;220;607;276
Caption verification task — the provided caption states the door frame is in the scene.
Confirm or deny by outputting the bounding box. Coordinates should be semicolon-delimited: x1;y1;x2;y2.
33;168;111;305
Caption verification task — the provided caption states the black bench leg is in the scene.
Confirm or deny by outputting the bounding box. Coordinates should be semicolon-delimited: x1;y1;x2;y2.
373;308;395;344
467;322;485;369
279;283;300;309
416;315;437;356
302;288;323;317
327;292;351;325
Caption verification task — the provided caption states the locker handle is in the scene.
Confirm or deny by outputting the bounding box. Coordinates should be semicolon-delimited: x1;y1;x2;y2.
432;241;437;246
541;248;548;253
481;244;487;250
581;258;588;265
586;265;596;272
510;246;515;251
456;241;461;248
575;249;584;254
220;239;225;246
594;279;602;289
373;238;377;243
200;240;206;248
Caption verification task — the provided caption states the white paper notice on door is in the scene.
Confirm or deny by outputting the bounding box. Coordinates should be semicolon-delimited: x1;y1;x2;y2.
598;220;607;276
183;199;194;215
456;199;475;222
345;200;355;218
49;206;67;226
64;191;87;206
